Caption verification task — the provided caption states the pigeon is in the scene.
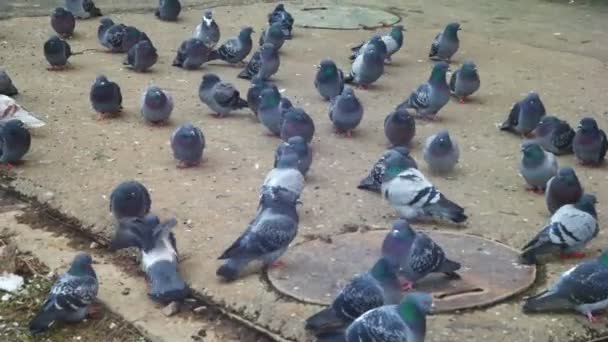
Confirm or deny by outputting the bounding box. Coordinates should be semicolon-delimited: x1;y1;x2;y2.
109;180;151;220
172;38;210;69
268;3;294;39
358;146;418;193
263;148;305;198
237;50;262;80
171;122;205;168
155;0;181;21
545;167;584;214
90;75;122;118
314;59;345;101
258;87;285;136
0;96;45;128
51;7;76;38
198;73;248;117
97;18;123;52
344;47;385;89
423;130;460;174
123;39;158;72
241;43;279;80
44;35;73;71
247;76;276;116
396;61;450;120
382;164;467;223
194;10;220;48
449;60;480;103
0;119;31;166
280;107;315;143
345;292;432;342
519;142;558;193
520;194;598;265
351;27;404;63
573;117;608;166
259;23;286;51
120;26;150;53
217;185;299;281
429;22;460;61
305;258;402;336
64;0;102;19
274;136;312;177
384;106;416;147
140;85;173;124
348;35;388;62
500;92;546;137
0;70;18;96
208;27;254;65
528;116;575;155
29;253;98;334
329;87;363;137
523;249;608;322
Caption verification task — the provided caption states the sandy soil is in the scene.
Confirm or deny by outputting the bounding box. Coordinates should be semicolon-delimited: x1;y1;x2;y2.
1;1;608;341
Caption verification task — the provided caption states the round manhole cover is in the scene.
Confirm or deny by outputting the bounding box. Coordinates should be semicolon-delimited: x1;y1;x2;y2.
294;6;401;30
268;230;536;313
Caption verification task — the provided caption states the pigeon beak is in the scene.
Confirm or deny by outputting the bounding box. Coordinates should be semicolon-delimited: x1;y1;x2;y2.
457;27;462;31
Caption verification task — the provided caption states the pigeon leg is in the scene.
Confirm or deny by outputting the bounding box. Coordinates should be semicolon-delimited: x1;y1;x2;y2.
587;312;601;323
458;97;466;104
356;84;369;90
87;303;103;319
522;132;536;139
560;251;586;259
384;56;392;65
0;163;15;169
401;281;415;291
177;160;199;169
270;260;285;268
345;130;352;138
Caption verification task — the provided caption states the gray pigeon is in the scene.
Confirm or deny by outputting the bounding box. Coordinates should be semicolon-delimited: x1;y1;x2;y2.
170;122;205;168
194;10;220;49
268;4;294;39
239;43;279;80
429;22;460;61
382;164;467;223
217;185;299;281
396;61;450;120
519;142;558;193
90;75;122;119
329;87;363;137
500;92;546;137
573;117;608;166
208;27;254;65
384;106;416;147
529;116;575;155
172;38;210;70
314;59;345;101
198;73;248;117
258;87;285;136
351;28;403;63
140;85;173;124
423;130;460;174
259;23;286;51
109;180;151;220
520;194;598;265
263;148;305;198
280;107;315;143
97;18;122;51
44;35;73;71
65;0;102;19
358;146;418;193
305;258;402;336
237;50;261;80
247;76;276;116
348;35;388;62
155;0;181;21
382;219;461;290
523;249;608;323
120;26;150;53
0;70;18;96
274;136;312;177
51;7;76;38
449;60;480;103
344;47;385;89
545;167;584;214
29;253;98;334
123;40;158;72
0;119;31;166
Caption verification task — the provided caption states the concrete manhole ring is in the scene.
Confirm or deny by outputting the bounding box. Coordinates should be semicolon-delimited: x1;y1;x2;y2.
293;5;401;30
268;230;536;313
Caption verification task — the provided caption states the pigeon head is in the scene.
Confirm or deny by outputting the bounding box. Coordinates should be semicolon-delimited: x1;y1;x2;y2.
575;193;597;218
201;73;221;89
259;87;281;109
521;142;545;167
284;107;308;123
444;22;461;38
578;117;599;132
280;97;293;111
95;74;110;85
260;43;277;57
275;4;285;11
393;106;415;124
341;87;355;98
392;219;415;238
239;26;255;40
460;60;478;77
369;257;399;283
556;166;580;186
363;47;383;63
429;61;449;83
52;7;69;16
44;35;67;55
144;86;168;108
268;23;284;38
369;35;388;55
430;130;453;155
100;17;115;27
137;39;156;51
203;10;213;20
68;252;95;277
521;92;546;116
275;148;300;169
172;123;200;145
534;116;560;137
399;292;434;322
286;136;308;154
318;59;338;78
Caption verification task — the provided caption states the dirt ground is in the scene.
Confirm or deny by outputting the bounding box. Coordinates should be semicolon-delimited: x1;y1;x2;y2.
1;0;608;341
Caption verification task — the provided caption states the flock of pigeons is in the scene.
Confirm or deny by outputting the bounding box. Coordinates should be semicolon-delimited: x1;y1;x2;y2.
0;0;606;340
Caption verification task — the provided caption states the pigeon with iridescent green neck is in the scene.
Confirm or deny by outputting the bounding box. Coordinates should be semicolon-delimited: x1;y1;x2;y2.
259;22;286;51
314;59;344;101
423;130;460;174
529;116;575;155
500;92;546;137
247;76;276;116
396;61;450;120
358;146;417;193
573;117;608;166
258;87;284;136
545;166;583;214
194;10;220;49
429;22;460;61
329;87;363;137
449;60;480;103
51;7;75;38
209;27;254;65
519;142;557;193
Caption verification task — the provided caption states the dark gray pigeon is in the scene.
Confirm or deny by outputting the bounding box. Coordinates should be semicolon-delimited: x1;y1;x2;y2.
344;47;385;89
0;70;18;96
90;75;122;119
247;76;276;116
0;119;31;166
172;38;210;70
329;87;363;137
155;0;181;21
97;19;148;53
258;87;285;136
573;117;608;166
259;23;286;51
109;180;151;220
396;61;450;120
120;26;150;53
384;106;416;147
314;59;344;101
500;92;546;137
274;136;312;177
65;0;102;19
423;130;460;174
237;50;261;80
358;146;418;193
348;35;388;62
520;194;598;264
280;107;315;143
140;85;173;124
263;148;305;198
29;253;98;334
208;27;254;65
429;22;460;61
217;185;299;281
198;73;248;117
449;60;480;103
239;43;279;80
44;35;73;71
529;116;575;155
519;142;558;193
268;4;294;39
51;7;76;38
171;122;205;168
545;166;583;214
194;10;220;49
124;39;158;72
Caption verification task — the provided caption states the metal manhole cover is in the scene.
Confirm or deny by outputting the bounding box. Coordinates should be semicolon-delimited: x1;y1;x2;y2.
268;230;536;313
294;6;400;30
